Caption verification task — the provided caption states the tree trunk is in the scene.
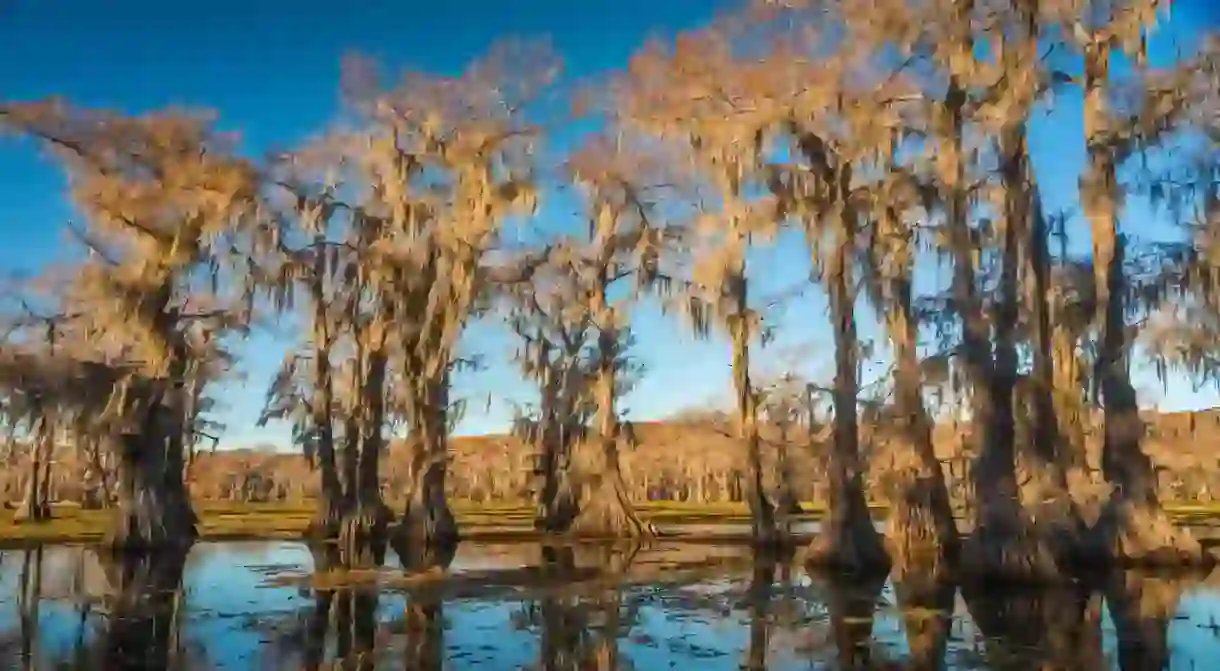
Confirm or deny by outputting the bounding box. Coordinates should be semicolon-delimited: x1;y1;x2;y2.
106;422;196;552
15;415;52;524
729;267;781;546
774;439;803;515
161;349;199;537
308;257;345;539
97;546;190;671
1079;39;1206;567
807;205;888;574
569;281;649;538
1021;142;1089;568
341;346;392;565
935;57;1052;581
396;378;458;566
535;361;564;530
881;208;958;581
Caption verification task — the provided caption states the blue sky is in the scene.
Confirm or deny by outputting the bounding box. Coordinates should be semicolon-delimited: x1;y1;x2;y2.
1;0;1219;449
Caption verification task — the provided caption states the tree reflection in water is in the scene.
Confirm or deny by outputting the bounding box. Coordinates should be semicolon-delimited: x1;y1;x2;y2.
744;545;797;671
95;547;191;670
893;575;955;671
298;541;391;671
18;546;44;671
515;541;642;671
401;538;456;671
819;571;886;669
3;541;1220;669
962;575;1108;671
1105;570;1188;671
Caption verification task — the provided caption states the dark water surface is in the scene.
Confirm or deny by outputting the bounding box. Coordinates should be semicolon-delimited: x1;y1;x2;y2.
2;539;1219;669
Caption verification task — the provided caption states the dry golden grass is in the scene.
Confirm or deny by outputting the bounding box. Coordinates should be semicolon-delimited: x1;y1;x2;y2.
1;499;1215;545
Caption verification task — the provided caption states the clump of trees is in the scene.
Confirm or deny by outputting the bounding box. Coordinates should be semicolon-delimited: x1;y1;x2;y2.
3;0;1220;583
0;102;255;552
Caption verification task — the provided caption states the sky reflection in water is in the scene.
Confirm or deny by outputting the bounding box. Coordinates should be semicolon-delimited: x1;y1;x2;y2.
1;540;1219;669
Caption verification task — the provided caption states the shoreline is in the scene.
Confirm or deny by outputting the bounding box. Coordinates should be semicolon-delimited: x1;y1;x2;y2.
3;501;1219;547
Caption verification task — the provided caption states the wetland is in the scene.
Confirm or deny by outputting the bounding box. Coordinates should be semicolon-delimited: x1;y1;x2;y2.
3;533;1220;669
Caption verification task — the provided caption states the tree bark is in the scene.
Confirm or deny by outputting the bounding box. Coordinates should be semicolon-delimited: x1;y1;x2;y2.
341;345;393;566
807;199;888;574
881;208;959;581
729;264;782;546
106;418;196;552
308;244;346;540
161;338;200;536
932;44;1052;579
396;377;458;565
535;353;563;530
15;414;52;524
568;278;649;538
1017;136;1090;569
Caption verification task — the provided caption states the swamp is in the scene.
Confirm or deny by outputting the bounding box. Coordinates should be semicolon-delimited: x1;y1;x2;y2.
3;530;1220;669
6;0;1220;667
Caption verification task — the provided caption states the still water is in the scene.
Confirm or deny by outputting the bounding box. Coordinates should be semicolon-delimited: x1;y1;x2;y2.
1;539;1219;669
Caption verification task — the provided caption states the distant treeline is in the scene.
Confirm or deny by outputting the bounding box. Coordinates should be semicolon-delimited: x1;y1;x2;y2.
6;411;1218;510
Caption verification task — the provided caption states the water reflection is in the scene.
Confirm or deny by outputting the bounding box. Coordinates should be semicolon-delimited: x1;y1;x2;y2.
1;540;1219;669
1105;571;1183;671
527;543;639;670
893;577;954;671
821;571;886;669
97;548;191;670
962;579;1100;670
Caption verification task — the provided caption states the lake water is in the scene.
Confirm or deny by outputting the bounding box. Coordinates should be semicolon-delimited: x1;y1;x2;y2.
1;539;1219;669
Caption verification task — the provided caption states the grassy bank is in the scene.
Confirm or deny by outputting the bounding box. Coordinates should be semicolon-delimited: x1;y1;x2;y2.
2;501;1219;545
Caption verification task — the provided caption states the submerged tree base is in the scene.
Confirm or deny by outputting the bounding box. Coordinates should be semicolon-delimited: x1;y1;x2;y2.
338;497;394;567
566;476;655;540
12;501;51;524
104;493;198;553
806;508;890;576
961;499;1060;585
962;576;1104;668
1085;498;1216;570
395;497;460;571
886;473;959;582
305;494;348;541
104;433;199;553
